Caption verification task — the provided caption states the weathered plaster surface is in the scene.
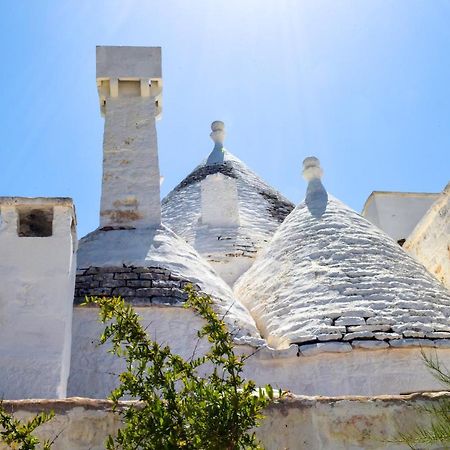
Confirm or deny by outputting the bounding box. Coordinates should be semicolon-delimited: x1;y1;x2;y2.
405;183;450;289
235;187;450;350
0;199;76;399
1;393;448;450
100;96;161;228
362;191;439;242
68;306;450;398
258;392;448;450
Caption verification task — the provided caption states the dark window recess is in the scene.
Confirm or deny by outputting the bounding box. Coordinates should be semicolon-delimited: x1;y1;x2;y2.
17;207;53;237
397;238;406;247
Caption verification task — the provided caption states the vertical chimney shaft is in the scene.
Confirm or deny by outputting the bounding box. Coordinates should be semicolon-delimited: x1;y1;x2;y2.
96;46;163;229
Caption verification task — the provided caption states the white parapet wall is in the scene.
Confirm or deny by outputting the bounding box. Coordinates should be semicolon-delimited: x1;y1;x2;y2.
404;183;450;289
1;393;448;450
362;191;439;242
0;197;77;399
96;46;163;229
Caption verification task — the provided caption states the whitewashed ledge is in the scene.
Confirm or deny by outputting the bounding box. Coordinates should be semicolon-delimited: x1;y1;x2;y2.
1;393;449;450
244;339;450;359
298;338;450;356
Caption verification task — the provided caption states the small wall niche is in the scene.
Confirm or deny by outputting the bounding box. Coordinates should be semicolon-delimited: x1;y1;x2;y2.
17;207;54;237
118;80;140;97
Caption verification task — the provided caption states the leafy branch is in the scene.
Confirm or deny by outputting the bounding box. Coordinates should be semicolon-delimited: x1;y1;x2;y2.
0;403;54;450
395;350;450;449
85;285;274;450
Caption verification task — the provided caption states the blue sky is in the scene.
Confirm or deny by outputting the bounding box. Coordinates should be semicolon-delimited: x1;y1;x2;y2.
1;1;449;237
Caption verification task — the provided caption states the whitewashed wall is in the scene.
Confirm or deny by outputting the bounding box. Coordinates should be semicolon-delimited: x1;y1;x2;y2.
68;307;210;397
0;201;76;399
201;173;240;227
405;184;450;289
362;192;439;242
69;306;450;398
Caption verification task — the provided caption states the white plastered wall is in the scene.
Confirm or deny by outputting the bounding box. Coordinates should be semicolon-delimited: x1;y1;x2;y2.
0;201;76;399
362;192;439;242
68;307;211;397
405;184;450;288
197;173;247;285
193;227;255;286
69;306;450;398
201;173;240;227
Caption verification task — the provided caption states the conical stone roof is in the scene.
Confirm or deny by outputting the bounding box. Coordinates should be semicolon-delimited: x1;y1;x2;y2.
234;158;450;351
162;150;294;241
162;122;294;285
76;225;261;344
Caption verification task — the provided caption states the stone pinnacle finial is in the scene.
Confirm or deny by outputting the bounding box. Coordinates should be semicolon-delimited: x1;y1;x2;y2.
302;156;323;182
210;121;226;145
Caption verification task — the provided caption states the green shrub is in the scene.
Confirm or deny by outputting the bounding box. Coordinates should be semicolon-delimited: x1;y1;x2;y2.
0;404;54;450
86;285;273;450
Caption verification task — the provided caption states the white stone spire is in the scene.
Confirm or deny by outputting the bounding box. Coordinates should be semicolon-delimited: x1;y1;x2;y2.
96;46;163;229
202;122;239;229
206;121;226;165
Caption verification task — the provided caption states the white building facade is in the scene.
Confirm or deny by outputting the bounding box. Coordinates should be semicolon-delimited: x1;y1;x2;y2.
0;46;449;401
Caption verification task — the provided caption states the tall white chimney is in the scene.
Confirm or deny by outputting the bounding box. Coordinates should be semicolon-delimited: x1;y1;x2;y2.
96;46;163;229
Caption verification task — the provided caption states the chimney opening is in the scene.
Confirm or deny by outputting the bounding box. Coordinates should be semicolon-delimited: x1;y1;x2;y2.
118;80;140;97
17;207;53;237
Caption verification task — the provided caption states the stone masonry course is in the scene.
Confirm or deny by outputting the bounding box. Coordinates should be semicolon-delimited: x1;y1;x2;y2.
74;266;196;306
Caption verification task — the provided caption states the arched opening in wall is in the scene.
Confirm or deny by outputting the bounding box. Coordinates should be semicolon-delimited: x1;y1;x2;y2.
17;207;53;237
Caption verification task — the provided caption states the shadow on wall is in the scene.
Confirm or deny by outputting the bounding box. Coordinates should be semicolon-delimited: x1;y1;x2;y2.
77;227;165;267
305;179;328;219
